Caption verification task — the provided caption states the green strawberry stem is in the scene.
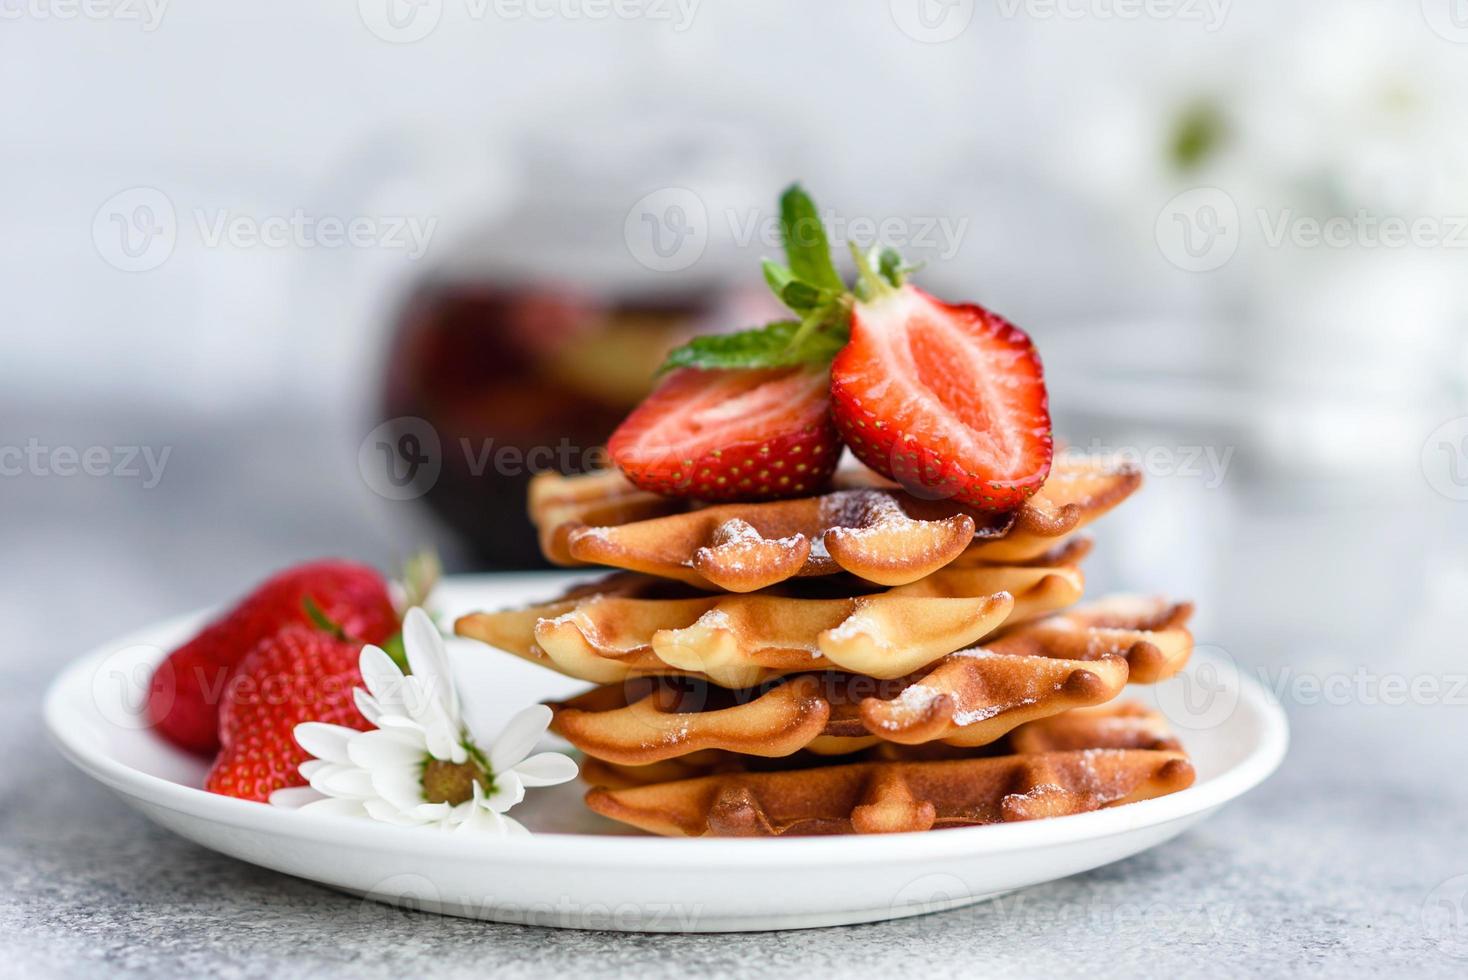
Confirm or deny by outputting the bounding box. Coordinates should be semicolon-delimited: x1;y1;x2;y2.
655;184;913;377
848;241;896;303
304;592;411;672
302;595;348;640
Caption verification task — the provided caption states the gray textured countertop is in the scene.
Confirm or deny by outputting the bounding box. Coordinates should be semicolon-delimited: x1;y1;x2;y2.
5;407;1466;978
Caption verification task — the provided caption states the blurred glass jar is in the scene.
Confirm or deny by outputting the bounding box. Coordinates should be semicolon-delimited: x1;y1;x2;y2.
373;120;786;566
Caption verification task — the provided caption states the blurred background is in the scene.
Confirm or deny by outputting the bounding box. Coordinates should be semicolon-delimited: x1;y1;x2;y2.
4;0;1468;893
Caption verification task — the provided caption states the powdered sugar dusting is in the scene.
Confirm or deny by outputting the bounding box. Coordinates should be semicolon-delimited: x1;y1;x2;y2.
693;519;806;573
869;684;944;730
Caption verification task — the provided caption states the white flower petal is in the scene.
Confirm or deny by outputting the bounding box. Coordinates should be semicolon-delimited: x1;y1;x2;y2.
299;797;369;819
375;714;426;734
501;813;531;836
484;770;525;813
403;680;466;763
298;759;330;781
454;804;512;836
316;766;377;799
306;762;358;795
403;607;460;710
406;801;454;822
347;728;426;769
512;752;579;787
269;786;325;809
353;689;384;727
359;644;408;712
489;705;553;774
364;798;425;825
293;722;357;764
371;764;427;811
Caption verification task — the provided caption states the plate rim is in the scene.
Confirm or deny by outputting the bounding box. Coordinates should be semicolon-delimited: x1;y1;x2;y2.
45;573;1289;869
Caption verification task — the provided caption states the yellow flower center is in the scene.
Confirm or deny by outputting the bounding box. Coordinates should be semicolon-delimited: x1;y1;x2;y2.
421;759;483;805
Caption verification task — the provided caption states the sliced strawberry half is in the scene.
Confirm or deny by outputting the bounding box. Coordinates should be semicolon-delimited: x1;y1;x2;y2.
608;365;841;500
830;284;1053;510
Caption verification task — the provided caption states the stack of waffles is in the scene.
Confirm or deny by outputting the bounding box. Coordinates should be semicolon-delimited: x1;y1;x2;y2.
455;453;1198;837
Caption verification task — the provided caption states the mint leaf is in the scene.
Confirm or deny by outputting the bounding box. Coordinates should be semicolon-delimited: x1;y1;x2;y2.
779;184;844;293
762;259;795;297
657;319;847;374
764;258;838;312
780;279;830;311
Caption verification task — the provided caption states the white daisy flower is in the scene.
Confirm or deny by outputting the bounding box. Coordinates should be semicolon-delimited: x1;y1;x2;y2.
269;607;577;835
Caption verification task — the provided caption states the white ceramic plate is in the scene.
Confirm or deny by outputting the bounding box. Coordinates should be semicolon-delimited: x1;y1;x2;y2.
46;573;1287;932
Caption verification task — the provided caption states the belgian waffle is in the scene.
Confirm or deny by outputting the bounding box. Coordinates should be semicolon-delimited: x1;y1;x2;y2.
454;564;1085;688
529;453;1140;591
543;598;1191;763
577;701;1183;789
584;748;1195;836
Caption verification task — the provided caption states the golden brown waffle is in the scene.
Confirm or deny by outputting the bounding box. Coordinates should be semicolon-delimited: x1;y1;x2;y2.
958;452;1142;564
580;699;1182;788
529;470;689;566
550;651;1121;764
584;749;1195;836
532;454;1140;591
984;594;1194;684
1008;701;1182;753
544;595;1189;763
453;565;1084;688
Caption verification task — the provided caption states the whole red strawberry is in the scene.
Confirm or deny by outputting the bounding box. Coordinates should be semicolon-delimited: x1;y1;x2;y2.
148;561;397;756
609;364;841;500
831;284;1053;510
204;624;372;802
